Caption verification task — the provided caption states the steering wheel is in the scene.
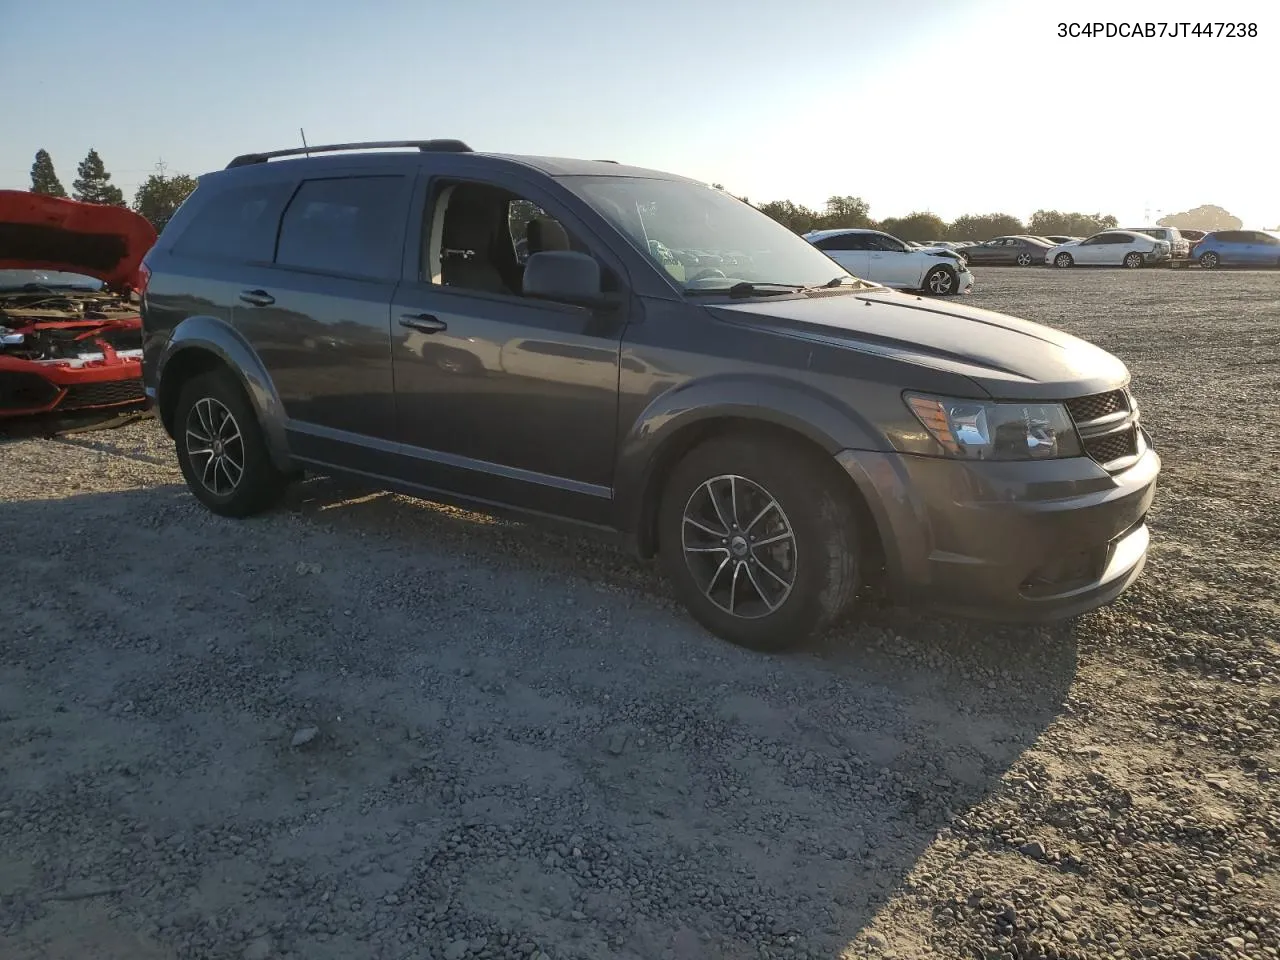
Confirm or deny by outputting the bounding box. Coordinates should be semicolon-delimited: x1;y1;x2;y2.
687;268;727;283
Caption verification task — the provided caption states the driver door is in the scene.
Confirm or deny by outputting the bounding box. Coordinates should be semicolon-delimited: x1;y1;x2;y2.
865;232;916;286
1074;235;1107;264
388;170;631;524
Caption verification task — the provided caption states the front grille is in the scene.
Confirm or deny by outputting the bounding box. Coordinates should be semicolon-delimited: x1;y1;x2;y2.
60;378;147;410
1083;427;1138;466
0;372;60;411
1065;390;1128;423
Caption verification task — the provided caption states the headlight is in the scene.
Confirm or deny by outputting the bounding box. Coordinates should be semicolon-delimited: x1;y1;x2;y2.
905;393;1083;460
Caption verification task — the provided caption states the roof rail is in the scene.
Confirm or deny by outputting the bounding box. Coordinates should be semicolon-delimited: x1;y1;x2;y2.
226;139;473;169
595;159;619;164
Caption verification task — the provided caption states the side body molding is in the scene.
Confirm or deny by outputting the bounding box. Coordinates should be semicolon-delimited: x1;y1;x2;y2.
613;373;886;535
157;315;293;471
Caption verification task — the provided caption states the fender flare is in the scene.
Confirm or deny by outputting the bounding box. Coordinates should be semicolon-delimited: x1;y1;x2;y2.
613;373;885;542
156;315;292;471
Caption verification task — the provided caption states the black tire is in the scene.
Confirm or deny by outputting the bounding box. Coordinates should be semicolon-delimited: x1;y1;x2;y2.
1123;251;1144;269
923;265;958;296
173;367;288;517
1054;252;1074;268
657;434;862;651
1015;251;1034;266
1199;251;1220;269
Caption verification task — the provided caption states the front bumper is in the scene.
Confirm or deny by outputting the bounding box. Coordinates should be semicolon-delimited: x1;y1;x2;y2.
836;446;1160;622
0;352;146;419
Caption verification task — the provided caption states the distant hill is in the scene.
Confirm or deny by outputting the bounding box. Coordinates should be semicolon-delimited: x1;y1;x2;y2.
1157;205;1242;231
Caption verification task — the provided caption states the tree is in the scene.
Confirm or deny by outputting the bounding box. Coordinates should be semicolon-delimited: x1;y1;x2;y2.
72;148;125;206
1028;210;1118;237
755;199;823;235
1157;205;1241;232
818;195;874;230
947;213;1026;241
29;149;67;197
878;211;947;242
132;172;199;231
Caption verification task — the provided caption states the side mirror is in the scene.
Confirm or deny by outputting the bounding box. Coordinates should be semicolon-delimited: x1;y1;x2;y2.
522;251;616;308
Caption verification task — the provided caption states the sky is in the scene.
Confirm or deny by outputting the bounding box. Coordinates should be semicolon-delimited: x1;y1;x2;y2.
2;0;1275;227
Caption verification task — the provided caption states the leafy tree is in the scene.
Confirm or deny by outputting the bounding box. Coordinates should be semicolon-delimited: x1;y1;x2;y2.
1157;205;1242;232
818;195;874;230
72;148;125;206
947;213;1026;241
1028;210;1118;237
878;211;947;242
132;172;199;231
29;149;67;197
755;199;823;235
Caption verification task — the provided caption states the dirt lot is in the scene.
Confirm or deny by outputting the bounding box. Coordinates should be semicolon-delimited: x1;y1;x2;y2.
1;268;1277;960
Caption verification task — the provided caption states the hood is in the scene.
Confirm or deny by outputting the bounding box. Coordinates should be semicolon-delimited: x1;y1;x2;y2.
708;289;1129;400
0;190;158;292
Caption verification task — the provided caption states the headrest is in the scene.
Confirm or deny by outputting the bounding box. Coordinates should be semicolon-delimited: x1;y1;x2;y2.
526;216;570;253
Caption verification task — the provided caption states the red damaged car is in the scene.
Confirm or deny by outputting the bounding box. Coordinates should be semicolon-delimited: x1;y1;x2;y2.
0;190;156;419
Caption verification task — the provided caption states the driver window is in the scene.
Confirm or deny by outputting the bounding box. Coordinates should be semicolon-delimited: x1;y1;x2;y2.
422;181;590;298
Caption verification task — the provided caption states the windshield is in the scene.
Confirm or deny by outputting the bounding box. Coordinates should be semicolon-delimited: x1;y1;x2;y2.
570;176;862;292
0;269;104;291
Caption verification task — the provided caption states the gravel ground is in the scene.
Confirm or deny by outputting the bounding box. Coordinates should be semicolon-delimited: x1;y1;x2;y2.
1;268;1277;960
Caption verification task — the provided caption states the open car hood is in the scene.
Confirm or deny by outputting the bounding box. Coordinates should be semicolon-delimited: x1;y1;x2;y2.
0;190;157;292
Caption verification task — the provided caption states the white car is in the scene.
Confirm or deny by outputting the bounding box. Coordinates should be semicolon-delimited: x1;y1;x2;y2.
804;228;975;295
1123;226;1190;259
1045;230;1172;269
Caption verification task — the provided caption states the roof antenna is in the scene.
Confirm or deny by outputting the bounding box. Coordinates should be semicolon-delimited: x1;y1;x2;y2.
299;128;311;158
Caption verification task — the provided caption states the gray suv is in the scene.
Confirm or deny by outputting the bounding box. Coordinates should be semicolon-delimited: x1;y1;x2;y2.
139;139;1160;650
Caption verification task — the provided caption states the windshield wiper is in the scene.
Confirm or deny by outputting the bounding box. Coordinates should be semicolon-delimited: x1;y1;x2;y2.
685;281;805;298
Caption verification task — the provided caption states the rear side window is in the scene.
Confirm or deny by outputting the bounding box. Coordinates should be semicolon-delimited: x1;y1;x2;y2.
276;176;405;280
172;180;293;264
1216;231;1245;244
815;233;866;251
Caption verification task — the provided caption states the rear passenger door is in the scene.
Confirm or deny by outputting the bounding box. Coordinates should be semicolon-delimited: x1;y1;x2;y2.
812;233;870;279
232;171;416;459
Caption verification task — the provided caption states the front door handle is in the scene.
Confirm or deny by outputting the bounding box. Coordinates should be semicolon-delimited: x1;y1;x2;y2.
239;289;275;307
399;313;448;334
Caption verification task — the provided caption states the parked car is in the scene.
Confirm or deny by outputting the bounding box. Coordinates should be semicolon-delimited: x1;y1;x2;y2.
1044;235;1083;246
956;235;1054;266
803;228;974;295
1046;230;1172;268
1124;226;1190;259
0;190;156;419
139;138;1159;651
1192;230;1280;269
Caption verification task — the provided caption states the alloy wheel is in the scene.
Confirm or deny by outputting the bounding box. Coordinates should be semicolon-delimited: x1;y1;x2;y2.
1124;253;1143;268
927;269;955;294
681;474;797;619
1200;252;1219;269
1016;253;1032;266
185;397;244;497
1055;254;1073;268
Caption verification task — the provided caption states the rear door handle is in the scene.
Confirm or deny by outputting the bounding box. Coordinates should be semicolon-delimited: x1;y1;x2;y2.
239;289;275;307
399;313;447;334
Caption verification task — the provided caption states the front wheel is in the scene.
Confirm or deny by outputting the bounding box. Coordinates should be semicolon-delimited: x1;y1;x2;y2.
923;265;958;296
1123;252;1144;269
1054;252;1074;268
657;434;862;651
174;368;288;517
1199;251;1220;269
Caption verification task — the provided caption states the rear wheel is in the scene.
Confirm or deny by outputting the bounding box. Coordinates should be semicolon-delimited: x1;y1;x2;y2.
1015;251;1034;266
657;434;862;651
174;368;288;517
923;265;957;296
1054;252;1074;268
1199;251;1220;269
1123;251;1144;269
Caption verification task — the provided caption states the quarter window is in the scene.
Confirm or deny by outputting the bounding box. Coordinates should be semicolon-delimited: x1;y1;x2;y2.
172;181;293;264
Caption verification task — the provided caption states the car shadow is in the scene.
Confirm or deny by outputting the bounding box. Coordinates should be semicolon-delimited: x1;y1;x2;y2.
0;478;1078;960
